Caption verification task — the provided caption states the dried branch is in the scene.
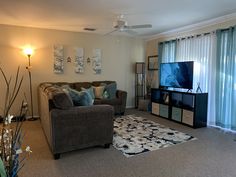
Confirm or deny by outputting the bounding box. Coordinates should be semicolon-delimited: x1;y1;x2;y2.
0;67;23;119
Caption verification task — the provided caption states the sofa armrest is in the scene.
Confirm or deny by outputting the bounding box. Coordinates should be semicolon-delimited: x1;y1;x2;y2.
49;105;114;154
116;90;127;114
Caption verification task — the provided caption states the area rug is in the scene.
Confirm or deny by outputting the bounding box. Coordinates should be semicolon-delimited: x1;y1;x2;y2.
113;115;196;157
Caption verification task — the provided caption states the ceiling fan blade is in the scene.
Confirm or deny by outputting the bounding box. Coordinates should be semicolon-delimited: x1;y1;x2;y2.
125;29;138;35
104;29;119;35
128;24;152;29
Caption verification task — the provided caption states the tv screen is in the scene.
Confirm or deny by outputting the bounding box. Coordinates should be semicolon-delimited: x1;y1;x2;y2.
160;61;194;89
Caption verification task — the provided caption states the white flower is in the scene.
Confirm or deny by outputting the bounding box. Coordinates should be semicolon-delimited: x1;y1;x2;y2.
16;149;23;154
25;146;32;153
23;102;28;107
4;114;14;125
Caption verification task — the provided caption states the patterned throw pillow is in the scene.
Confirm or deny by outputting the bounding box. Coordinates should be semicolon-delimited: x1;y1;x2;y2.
105;83;117;99
103;90;109;99
100;83;117;99
93;86;105;99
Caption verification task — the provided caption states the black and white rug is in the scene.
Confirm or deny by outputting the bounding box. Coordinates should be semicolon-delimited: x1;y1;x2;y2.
113;115;196;157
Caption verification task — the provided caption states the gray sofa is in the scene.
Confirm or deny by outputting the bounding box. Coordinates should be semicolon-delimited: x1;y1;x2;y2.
38;82;119;159
42;81;127;115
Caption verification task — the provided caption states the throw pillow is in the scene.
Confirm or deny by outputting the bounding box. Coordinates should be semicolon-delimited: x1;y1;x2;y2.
67;88;93;106
103;90;109;99
93;86;105;99
79;91;93;106
81;87;95;100
51;91;74;109
104;83;117;99
66;88;81;106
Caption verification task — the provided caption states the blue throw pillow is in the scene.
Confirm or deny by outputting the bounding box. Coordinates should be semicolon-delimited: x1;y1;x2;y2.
67;88;93;106
81;87;95;100
105;83;117;99
79;91;93;106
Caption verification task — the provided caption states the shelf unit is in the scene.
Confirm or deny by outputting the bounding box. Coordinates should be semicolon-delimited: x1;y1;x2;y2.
135;62;145;108
151;88;208;128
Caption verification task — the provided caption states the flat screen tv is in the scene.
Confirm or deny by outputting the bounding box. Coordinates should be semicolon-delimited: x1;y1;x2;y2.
160;61;194;89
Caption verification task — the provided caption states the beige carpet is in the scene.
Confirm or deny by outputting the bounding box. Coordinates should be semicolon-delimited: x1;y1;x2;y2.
19;109;236;177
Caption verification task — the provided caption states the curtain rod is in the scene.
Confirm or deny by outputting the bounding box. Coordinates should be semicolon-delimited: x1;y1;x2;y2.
177;31;213;41
159;26;235;44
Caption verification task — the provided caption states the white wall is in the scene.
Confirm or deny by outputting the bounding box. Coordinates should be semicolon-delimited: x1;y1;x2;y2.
0;24;145;117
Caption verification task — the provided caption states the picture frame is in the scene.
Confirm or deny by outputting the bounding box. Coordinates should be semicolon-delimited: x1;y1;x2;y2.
148;55;158;70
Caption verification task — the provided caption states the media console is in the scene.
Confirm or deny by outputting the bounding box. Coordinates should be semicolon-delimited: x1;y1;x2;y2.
151;88;208;128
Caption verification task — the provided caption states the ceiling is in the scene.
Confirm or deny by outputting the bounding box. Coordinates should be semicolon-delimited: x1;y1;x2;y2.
0;0;236;38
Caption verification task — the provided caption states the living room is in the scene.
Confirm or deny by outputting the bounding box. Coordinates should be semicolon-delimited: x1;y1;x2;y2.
0;0;236;177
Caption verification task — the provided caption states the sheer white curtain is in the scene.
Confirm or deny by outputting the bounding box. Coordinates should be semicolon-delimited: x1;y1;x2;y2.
161;41;176;63
176;33;217;125
215;27;236;131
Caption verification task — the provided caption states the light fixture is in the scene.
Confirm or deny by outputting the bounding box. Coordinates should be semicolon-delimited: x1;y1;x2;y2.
23;47;37;121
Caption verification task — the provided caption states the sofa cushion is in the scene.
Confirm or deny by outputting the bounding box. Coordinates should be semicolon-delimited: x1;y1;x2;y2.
92;81;115;87
73;82;92;91
67;88;93;106
39;83;53;91
94;98;121;105
93;99;102;105
93;86;105;99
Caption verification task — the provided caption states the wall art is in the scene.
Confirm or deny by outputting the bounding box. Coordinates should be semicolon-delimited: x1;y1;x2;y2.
74;47;84;73
53;45;64;74
148;55;158;70
92;49;102;74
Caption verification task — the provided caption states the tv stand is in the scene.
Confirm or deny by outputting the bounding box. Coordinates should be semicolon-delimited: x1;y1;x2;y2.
151;88;208;128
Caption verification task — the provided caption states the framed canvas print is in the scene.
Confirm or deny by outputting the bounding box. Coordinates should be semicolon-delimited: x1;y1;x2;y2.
148;55;158;70
53;44;64;74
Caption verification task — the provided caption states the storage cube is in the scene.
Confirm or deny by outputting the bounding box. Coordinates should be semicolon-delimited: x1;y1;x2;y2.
159;104;169;118
182;109;194;126
172;107;182;122
152;102;159;115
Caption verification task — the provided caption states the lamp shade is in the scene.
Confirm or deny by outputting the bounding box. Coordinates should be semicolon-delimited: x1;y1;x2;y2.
135;62;145;74
23;47;33;56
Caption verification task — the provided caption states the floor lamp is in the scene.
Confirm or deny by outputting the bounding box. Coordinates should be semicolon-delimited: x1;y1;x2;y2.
23;47;37;121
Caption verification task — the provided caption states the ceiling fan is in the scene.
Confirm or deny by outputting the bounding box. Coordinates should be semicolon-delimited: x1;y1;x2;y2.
105;14;152;35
